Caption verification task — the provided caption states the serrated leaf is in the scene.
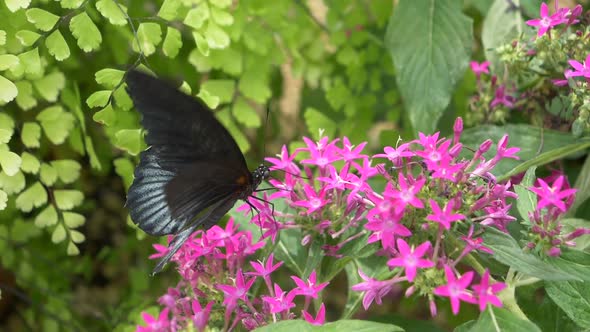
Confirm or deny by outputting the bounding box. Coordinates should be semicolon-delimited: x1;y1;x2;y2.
0;189;6;210
200;79;235;104
0;149;22;176
115;129;143;155
193;31;209;56
86;90;111;108
0;75;17;104
158;0;181;20
15;182;47;212
546;281;590;328
385;0;472;133
0;129;11;144
15;81;36;110
238;68;270;103
113;157;134;189
216;108;249;153
50;160;81;184
0;114;14;143
211;7;233;26
39;163;57;186
26;8;59;32
36;106;75;145
34;71;66;102
54;190;83;210
60;0;84;9
95;68;124;89
63;212;85;228
179;81;191;94
70;230;85;243
21;122;41;148
232;97;260;128
132;23;162;56
96;0;127;26
184;5;209;29
93;104;116;126
20;152;39;174
5;0;31;12
0;54;20;71
163;27;182;58
18;48;41;75
205;22;229;49
304;107;336;141
482;0;524;75
34;205;58;227
0;30;5;45
15;30;40;46
45;30;70;61
209;0;231;9
0;171;26;195
51;224;66;243
70;12;102;52
67;242;79;255
197;89;220;109
514;167;537;224
113;85;132;111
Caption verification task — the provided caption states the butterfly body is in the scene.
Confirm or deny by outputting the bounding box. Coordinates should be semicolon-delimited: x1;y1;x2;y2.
124;70;268;274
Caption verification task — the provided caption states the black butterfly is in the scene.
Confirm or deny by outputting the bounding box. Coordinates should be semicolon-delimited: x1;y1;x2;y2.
125;70;269;274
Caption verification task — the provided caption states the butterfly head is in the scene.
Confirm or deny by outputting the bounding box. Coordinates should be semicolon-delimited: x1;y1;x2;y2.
252;164;270;187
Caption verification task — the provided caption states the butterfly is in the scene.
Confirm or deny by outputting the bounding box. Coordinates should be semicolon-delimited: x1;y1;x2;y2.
125;70;269;274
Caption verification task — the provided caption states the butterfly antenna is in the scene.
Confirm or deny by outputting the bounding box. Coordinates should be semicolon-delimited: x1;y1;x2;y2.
262;103;272;162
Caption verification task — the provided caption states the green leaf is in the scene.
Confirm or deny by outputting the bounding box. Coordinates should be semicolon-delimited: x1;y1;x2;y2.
253;320;403;332
5;0;31;12
70;230;85;243
304;107;337;140
18;48;41;75
210;0;231;8
482;0;524;75
184;5;209;29
162;27;182;58
15;81;36;110
197;89;220;109
200;79;235;104
93;104;116;126
26;8;59;32
0;75;17;104
216;107;249;153
546;281;590;328
21;122;41;148
211;7;233;26
15;182;47;212
39;163;57;186
205;22;230;49
193;31;209;56
45;30;70;61
67;242;79;255
36;106;75;145
0;189;6;210
113;157;134;190
60;0;84;9
0;129;11;144
96;0;128;26
0;54;20;71
0;170;26;195
95;68;124;89
569;153;590;216
15;30;40;46
63;212;85;228
0;30;4;45
86;90;111;108
0;149;22;176
51;224;66;243
54;190;83;210
132;23;162;56
385;0;472;133
115;129;143;155
70;12;102;52
0;114;14;132
232;97;261;128
113;85;133;111
50;160;81;184
34;205;58;227
34;71;66;102
158;0;181;20
238;68;270;103
467;307;541;332
20;152;39;174
514;167;537;224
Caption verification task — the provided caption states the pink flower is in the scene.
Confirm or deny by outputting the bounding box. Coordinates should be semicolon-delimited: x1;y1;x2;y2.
262;284;296;314
292;184;331;214
529;175;577;212
470;61;490;77
351;269;394;310
136;308;170;332
387;239;434;282
384;174;425;212
426;199;465;230
526;2;566;37
433;266;476;315
291;270;329;299
191;300;214;332
302;303;326;325
490;85;515;109
568;54;590;78
471;270;506;311
266;144;300;174
216;269;255;310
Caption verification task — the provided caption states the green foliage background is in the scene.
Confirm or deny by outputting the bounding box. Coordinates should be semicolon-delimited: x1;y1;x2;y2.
0;0;588;331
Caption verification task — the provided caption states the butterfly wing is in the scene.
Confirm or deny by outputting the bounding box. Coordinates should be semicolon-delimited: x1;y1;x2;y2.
125;70;250;236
